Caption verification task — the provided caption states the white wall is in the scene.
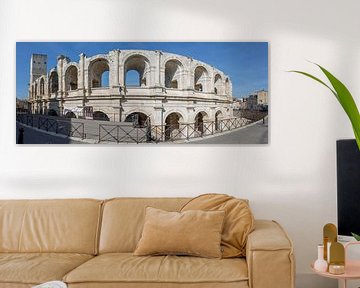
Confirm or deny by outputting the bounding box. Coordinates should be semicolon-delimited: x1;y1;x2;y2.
1;1;359;287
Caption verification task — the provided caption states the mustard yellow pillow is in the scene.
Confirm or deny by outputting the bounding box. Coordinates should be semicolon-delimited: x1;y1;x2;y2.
134;207;225;258
181;193;255;258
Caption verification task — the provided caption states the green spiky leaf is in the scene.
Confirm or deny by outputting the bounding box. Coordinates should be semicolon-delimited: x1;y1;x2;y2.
289;64;360;150
351;232;360;241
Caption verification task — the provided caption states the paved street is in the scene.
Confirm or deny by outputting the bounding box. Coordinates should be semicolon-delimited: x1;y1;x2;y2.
16;115;147;143
191;118;268;144
16;123;84;144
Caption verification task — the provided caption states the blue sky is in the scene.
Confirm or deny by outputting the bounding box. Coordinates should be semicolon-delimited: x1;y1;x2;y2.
16;42;268;99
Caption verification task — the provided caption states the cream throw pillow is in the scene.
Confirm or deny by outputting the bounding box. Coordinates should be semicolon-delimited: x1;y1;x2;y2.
134;207;225;258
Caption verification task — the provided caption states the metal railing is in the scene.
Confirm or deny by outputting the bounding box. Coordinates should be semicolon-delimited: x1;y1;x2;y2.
17;113;261;144
98;117;252;144
16;114;85;139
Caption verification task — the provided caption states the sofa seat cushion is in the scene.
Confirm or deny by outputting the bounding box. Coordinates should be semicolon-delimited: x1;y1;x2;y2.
64;253;248;285
0;253;93;285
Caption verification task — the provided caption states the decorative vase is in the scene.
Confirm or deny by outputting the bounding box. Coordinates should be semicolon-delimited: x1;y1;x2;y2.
314;244;328;272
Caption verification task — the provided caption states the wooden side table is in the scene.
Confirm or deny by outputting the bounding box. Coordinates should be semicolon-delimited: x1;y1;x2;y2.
311;242;360;288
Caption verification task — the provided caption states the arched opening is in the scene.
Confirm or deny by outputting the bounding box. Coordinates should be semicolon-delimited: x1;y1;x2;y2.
125;112;148;127
215;110;223;131
214;74;222;95
124;55;150;87
89;58;110;88
65;66;78;91
49;71;59;94
101;71;109;87
165;112;182;141
125;70;141;86
165;60;182;89
194;66;208;92
65;111;76;119
35;83;38;97
195;83;203;91
195;111;207;134
40;78;45;95
225;78;230;96
48;109;58;116
93;111;110;121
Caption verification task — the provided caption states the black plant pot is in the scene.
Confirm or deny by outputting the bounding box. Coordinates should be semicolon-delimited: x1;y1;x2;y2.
337;139;360;238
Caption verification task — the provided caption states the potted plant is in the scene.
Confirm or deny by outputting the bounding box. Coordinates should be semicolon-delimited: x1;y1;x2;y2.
290;63;360;240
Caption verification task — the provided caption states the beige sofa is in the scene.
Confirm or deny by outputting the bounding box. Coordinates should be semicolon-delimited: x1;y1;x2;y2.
0;198;295;288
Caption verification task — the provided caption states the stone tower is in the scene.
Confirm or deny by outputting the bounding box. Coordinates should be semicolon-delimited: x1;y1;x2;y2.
30;54;47;84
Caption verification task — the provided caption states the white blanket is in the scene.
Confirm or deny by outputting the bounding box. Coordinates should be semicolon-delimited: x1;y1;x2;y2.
32;281;67;288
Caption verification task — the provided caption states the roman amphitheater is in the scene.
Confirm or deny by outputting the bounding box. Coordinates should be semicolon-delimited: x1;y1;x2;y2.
28;49;236;134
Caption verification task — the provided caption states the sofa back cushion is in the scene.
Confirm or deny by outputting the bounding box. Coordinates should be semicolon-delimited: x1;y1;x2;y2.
99;198;189;253
0;199;102;254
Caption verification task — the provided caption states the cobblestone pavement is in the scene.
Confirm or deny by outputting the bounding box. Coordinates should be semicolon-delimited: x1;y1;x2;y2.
191;118;268;144
16;123;84;144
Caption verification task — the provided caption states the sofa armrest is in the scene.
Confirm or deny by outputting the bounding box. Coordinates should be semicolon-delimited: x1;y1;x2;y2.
246;220;295;288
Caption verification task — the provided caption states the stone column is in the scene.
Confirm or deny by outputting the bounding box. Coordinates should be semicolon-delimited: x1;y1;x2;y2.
78;53;85;90
109;50;120;88
187;58;193;90
115;50;120;88
79;53;87;108
205;74;212;93
119;51;124;88
84;57;90;97
155;50;162;87
57;55;65;116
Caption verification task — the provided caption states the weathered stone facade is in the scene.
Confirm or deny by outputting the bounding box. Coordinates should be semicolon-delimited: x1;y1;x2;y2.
28;50;234;126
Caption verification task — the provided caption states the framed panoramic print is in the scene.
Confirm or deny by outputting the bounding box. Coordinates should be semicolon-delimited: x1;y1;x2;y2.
16;42;268;144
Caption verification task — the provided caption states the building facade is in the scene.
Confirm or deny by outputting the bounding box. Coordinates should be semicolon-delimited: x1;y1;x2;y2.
237;89;268;110
28;50;234;127
16;99;29;113
256;89;268;105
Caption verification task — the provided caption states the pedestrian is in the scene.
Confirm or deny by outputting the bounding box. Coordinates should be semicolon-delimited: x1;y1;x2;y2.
18;127;24;144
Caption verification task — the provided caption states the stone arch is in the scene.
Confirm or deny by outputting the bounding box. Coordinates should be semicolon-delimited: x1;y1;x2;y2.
215;110;223;131
194;111;209;133
164;59;183;89
65;111;77;118
125;111;149;127
194;66;208;92
65;65;78;91
165;111;184;140
93;111;110;121
214;74;223;95
49;71;59;94
40;77;45;95
89;58;110;88
124;54;151;87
